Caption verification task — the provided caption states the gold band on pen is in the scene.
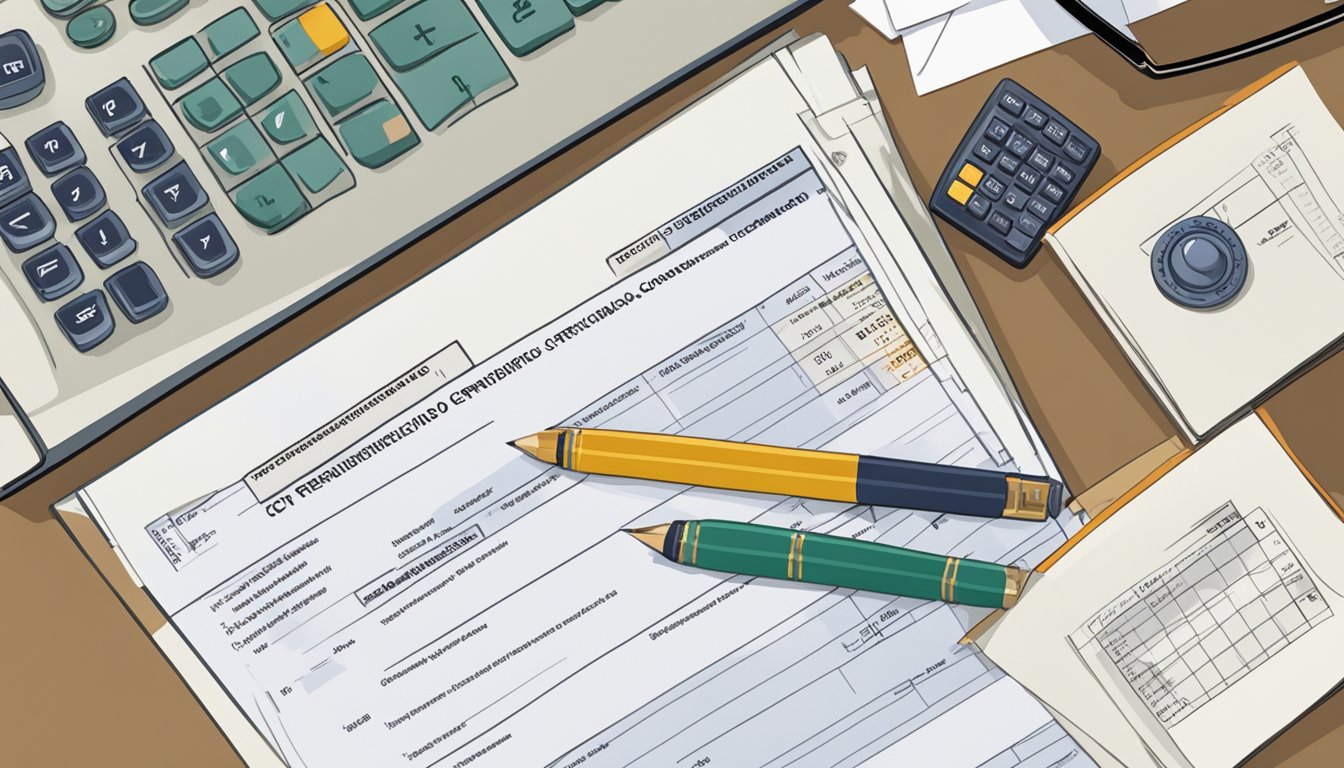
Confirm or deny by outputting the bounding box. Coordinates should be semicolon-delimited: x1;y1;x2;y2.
1003;477;1052;521
947;558;961;603
1002;566;1028;609
691;522;701;565
677;522;691;564
940;557;954;601
795;534;805;580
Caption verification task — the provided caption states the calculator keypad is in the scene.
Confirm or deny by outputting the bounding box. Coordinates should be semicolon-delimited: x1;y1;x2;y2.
931;78;1099;268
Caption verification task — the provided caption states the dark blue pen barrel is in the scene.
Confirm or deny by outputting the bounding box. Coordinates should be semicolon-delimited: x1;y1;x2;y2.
854;455;1061;520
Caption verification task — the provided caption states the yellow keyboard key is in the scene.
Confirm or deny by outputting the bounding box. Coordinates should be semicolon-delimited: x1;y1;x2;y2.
947;180;973;205
957;162;983;187
299;5;349;57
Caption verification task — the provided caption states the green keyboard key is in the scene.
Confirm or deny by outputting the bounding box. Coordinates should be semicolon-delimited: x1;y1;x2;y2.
259;90;318;145
283;138;347;194
44;0;95;18
130;0;189;26
253;0;316;21
475;0;573;56
349;0;407;21
388;33;509;129
338;99;419;168
370;0;480;72
563;0;603;14
206;122;275;178
180;78;244;133
233;165;310;232
150;39;208;90
306;54;380;117
223;53;281;106
66;6;116;49
203;9;260;59
274;16;322;71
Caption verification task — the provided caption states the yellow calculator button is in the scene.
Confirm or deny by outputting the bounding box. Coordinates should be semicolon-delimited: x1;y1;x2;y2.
299;5;349;57
947;180;973;205
957;163;984;187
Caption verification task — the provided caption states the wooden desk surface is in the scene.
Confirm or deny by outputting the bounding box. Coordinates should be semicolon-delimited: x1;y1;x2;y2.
4;1;1343;764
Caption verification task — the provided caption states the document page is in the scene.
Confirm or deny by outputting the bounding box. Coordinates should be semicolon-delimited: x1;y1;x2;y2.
75;44;1089;768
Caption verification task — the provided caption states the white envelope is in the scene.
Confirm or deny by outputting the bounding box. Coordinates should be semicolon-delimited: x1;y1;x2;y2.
850;0;970;39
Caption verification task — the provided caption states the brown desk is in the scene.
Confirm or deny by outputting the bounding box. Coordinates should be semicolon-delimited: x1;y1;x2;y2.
4;1;1343;764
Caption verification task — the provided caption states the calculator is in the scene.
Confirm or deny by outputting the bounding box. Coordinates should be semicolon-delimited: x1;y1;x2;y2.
930;79;1099;268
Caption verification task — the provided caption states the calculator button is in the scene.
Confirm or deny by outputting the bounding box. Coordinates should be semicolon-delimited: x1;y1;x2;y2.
1023;105;1047;129
260;91;319;146
254;0;317;21
76;210;137;267
275;5;350;72
105;262;169;322
231;164;310;232
966;194;990;220
1004;227;1034;253
223;52;282;107
997;154;1020;174
946;180;973;206
998;89;1025;116
564;0;603;13
1027;148;1053;174
173;213;238;277
1006;131;1034;158
1002;188;1027;211
22;243;82;301
1043;119;1069;145
204;9;260;58
25;123;84;176
206;122;275;180
151;38;209;90
86;78;146;136
306;53;379;117
1064;136;1092;164
1017;212;1044;237
476;0;575;56
1014;166;1041;192
0;193;55;251
0;147;31;207
180;78;244;133
67;6;117;49
143;161;208;226
956;163;983;187
980;175;1005;201
1041;182;1065;204
1026;197;1053;221
282;138;349;194
988;210;1012;235
51;167;106;221
339;99;419;168
351;0;409;20
1049;163;1075;185
984;118;1010;143
55;290;115;351
42;0;94;18
0;30;45;110
116;121;175;173
973;141;998;163
130;0;189;26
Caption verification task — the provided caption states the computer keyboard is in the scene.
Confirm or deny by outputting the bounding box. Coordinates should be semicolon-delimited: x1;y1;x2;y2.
0;0;810;495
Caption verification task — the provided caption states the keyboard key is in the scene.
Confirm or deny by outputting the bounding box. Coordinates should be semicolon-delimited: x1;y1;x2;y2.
1004;227;1034;253
151;38;209;90
142;161;208;226
351;0;408;19
988;210;1012;235
42;0;95;18
1041;181;1065;204
86;78;146;136
275;5;349;71
0;146;31;207
173;214;238;276
980;175;1005;201
339;99;419;167
224;53;282;107
1014;166;1041;192
0;194;55;251
1002;188;1027;211
282;138;348;194
180;78;244;133
476;0;574;56
55;290;115;351
973;141;997;163
946;180;972;206
131;0;189;26
1064;136;1092;163
259;90;319;146
1043;119;1068;145
984;118;1010;143
105;262;169;322
1026;197;1053;221
1027;148;1053;174
66;6;117;49
232;165;310;232
1017;211;1044;237
997;154;1019;174
306;53;379;117
116;121;175;173
1048;163;1074;185
254;0;318;21
1005;131;1033;158
22;243;82;301
76;210;137;267
206;121;276;180
0;31;45;110
51;166;106;221
204;9;260;58
998;89;1025;116
966;194;990;220
956;162;983;187
565;0;604;13
26;122;85;176
1022;105;1047;129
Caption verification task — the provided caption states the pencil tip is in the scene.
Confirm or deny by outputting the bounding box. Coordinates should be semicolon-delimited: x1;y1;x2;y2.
506;439;518;448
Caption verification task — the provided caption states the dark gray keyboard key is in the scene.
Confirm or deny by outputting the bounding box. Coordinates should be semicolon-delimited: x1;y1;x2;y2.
116;121;175;173
973;141;998;163
55;289;115;351
1064;136;1092;163
1015;166;1042;192
999;89;1025;116
0;193;55;251
966;194;991;220
998;154;1020;174
76;210;137;267
22;243;82;301
1005;227;1034;252
1043;119;1068;145
86;78;146;136
1006;131;1034;158
173;213;238;277
25;122;84;176
143;161;207;226
1002;188;1028;211
1023;105;1047;129
1017;211;1044;237
1027;197;1053;221
980;175;1006;201
988;210;1012;235
1041;182;1065;204
0;31;45;110
985;118;1010;143
1028;148;1053;174
0;146;31;207
51;166;106;221
1049;163;1074;185
105;261;169;322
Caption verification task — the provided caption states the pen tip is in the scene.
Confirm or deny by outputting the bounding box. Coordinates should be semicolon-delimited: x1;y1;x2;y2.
625;524;671;553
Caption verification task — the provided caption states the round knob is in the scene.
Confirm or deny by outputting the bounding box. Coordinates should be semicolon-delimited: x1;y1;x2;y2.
1151;217;1247;309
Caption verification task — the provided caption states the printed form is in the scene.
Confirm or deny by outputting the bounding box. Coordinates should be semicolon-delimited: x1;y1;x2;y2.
74;43;1093;768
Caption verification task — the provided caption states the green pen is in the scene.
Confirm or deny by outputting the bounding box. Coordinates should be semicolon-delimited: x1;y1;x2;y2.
625;519;1027;609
